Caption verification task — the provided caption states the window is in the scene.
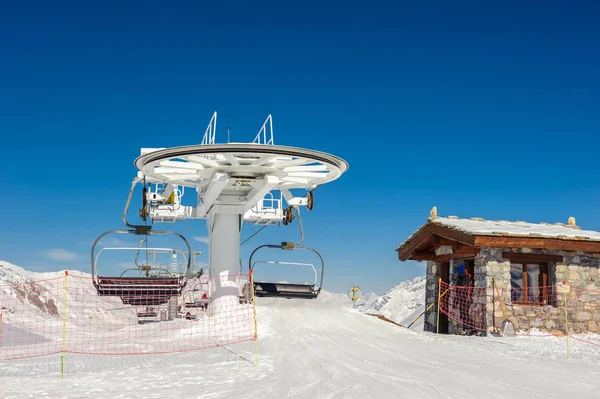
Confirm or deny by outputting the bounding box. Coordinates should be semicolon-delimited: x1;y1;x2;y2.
510;262;551;305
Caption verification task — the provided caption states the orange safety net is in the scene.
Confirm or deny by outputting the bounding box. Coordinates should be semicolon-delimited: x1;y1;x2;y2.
0;272;256;360
438;280;487;334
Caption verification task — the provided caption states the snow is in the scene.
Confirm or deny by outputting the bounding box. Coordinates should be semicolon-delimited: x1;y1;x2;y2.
2;261;600;398
356;276;426;330
431;216;600;241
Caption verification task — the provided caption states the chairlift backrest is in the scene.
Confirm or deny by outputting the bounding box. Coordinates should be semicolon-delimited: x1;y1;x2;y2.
248;244;325;299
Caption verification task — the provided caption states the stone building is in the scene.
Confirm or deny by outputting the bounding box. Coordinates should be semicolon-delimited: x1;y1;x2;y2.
395;208;600;335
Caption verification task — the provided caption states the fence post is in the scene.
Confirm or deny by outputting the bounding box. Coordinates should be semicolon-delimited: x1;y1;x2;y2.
492;277;496;334
563;281;570;360
249;270;258;366
62;270;69;378
436;277;441;340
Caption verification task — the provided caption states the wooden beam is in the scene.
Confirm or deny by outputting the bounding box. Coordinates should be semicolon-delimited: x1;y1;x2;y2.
454;246;480;254
415;237;436;251
410;249;479;261
398;224;436;261
431;253;477;262
431;235;455;247
433;226;476;246
475;236;600;254
502;252;563;263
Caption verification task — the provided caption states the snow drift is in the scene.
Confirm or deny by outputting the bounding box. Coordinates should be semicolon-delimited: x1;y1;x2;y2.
356;276;426;329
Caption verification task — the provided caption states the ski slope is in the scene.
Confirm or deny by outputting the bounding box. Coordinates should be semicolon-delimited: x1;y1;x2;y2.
1;287;600;398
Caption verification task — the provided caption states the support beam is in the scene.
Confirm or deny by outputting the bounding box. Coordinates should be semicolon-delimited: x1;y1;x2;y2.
280;188;293;202
207;213;242;316
195;173;228;218
502;252;563;262
243;175;280;213
410;247;479;261
474;236;600;254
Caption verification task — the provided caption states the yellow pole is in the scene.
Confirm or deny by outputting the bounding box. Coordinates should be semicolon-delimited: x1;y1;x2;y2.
564;282;570;360
436;277;441;340
406;287;450;329
62;271;69;378
250;271;258;366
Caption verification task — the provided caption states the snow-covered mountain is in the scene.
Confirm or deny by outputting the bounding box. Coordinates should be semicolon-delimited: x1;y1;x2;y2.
354;291;380;309
0;261;75;318
0;260;137;325
356;276;426;329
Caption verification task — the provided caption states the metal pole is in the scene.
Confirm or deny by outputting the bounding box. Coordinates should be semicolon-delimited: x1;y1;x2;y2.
208;213;242;316
564;281;570;359
492;277;496;334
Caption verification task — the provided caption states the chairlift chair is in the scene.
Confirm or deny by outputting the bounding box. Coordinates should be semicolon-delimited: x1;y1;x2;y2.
91;227;192;307
248;242;324;299
137;308;158;318
182;281;211;309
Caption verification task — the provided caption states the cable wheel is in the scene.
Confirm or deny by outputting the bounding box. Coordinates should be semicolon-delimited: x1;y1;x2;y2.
306;191;314;211
285;207;295;224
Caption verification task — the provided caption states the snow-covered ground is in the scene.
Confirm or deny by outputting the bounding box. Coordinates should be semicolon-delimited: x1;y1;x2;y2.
1;262;600;398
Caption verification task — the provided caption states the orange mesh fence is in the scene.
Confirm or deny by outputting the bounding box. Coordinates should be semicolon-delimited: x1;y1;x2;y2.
0;272;256;360
438;280;600;345
438;281;487;333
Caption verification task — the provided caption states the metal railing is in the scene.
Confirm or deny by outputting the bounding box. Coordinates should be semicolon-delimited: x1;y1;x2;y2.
201;111;217;145
252;114;274;145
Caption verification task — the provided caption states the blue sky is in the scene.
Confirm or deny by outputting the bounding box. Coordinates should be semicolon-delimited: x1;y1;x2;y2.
1;1;599;295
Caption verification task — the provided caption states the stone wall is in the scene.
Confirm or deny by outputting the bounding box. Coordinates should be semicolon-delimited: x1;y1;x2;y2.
483;248;600;335
424;261;437;332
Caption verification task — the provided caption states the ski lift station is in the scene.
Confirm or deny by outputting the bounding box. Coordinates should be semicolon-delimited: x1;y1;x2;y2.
91;112;348;322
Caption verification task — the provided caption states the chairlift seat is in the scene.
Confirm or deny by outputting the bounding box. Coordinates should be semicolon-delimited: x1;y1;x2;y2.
183;298;211;308
253;282;318;299
94;276;185;295
137;311;158;317
94;276;185;306
122;296;171;306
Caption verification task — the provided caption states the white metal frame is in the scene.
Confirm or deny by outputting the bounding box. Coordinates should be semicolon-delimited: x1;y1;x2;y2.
244;192;283;225
94;247;189;277
116;112;347;313
251;260;318;285
252;114;274;145
201;111;217;145
136;144;346;222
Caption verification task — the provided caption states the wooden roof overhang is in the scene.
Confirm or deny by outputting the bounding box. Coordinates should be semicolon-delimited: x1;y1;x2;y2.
396;222;600;262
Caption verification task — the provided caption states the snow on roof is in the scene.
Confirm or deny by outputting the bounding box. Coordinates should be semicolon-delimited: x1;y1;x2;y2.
430;216;600;242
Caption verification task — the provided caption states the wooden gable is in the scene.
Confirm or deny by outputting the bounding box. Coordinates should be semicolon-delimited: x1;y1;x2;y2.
396;222;479;262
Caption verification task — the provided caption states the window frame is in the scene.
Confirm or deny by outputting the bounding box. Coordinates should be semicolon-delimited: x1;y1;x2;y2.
509;261;549;305
503;252;560;307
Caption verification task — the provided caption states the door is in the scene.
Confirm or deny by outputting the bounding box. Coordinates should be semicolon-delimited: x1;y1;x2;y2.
438;261;450;334
464;259;475;280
